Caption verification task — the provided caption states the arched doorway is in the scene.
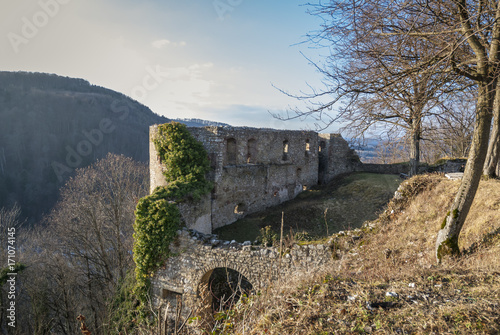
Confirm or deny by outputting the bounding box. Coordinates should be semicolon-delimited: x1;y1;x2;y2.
198;267;253;312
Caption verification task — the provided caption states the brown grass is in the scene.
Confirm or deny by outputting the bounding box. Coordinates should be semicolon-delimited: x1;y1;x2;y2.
187;174;500;334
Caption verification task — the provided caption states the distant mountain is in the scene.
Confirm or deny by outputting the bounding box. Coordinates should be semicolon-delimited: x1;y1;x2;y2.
0;71;171;223
346;138;379;162
173;118;230;128
0;72;234;223
0;72;236;223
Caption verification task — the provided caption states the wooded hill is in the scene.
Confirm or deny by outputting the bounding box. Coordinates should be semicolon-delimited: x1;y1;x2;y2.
0;71;170;223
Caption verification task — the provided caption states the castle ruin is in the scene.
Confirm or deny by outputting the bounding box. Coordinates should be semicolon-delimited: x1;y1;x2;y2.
148;124;415;326
149;125;361;234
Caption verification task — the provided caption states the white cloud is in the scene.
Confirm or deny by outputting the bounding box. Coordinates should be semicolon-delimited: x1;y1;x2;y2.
152;39;171;49
151;39;187;49
139;62;215;119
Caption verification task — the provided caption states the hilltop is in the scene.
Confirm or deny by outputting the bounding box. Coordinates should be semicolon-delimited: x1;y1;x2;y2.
203;174;500;334
0;71;168;222
0;71;228;223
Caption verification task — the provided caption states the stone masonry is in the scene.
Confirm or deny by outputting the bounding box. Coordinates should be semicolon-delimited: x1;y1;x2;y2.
151;228;338;319
148;123;468;326
147;123;437;328
150;125;361;234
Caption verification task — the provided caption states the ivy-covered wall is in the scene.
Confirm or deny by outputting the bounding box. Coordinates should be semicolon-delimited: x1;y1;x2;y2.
150;125;325;232
133;122;212;300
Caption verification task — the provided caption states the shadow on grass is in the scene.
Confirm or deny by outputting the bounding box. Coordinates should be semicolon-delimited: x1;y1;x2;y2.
214;172;402;243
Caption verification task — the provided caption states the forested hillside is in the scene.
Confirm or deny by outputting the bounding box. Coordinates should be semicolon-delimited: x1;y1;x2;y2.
0;71;169;223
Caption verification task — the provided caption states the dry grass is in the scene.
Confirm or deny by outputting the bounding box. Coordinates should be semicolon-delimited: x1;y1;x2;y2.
188;174;500;334
215;173;401;243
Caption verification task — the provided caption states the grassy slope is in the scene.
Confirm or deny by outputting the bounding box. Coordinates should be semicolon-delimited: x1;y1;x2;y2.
214;173;401;243
201;174;500;334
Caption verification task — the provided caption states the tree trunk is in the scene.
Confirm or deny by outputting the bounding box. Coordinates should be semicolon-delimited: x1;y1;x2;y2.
435;81;494;262
483;84;500;177
409;117;421;176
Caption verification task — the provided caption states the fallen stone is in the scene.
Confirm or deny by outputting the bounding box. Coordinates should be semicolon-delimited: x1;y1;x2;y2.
386;291;398;298
445;172;463;180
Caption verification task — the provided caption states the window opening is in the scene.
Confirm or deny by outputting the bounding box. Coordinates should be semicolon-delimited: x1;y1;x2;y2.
282;140;289;161
247;139;257;164
319;141;326;152
226;138;237;165
234;203;247;215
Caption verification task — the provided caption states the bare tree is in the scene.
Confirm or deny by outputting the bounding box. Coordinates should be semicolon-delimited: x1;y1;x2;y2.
431;0;500;262
423;90;476;160
0;204;24;333
16;153;148;334
0;204;23;247
483;81;500;177
277;1;469;176
286;0;499;261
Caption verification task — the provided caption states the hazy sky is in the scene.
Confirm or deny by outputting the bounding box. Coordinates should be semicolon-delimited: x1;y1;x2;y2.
1;0;336;130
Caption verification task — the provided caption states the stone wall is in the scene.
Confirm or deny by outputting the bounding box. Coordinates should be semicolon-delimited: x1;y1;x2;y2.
151;229;337;319
150;124;390;233
318;133;362;184
150;125;332;233
361;159;468;175
149;127;168;193
362;163;410;175
426;159;466;173
147;123;440;327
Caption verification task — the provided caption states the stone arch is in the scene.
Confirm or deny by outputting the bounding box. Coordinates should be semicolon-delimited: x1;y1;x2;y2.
197;259;256;289
196;260;256;311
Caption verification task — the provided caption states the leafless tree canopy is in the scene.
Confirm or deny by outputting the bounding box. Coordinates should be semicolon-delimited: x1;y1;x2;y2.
276;1;481;175
279;0;500;260
6;153;148;334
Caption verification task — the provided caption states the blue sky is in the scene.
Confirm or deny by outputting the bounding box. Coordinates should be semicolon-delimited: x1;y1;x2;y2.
1;0;337;130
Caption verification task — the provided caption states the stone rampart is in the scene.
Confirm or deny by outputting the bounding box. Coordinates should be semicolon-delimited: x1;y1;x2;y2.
150;125;359;233
318;133;362;184
152;228;337;319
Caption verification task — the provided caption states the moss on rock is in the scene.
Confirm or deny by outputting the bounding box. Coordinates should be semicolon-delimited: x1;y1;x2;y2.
437;236;460;261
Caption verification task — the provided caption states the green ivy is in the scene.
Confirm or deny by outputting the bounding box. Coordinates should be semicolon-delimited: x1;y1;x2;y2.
153;121;210;184
133;122;211;303
133;197;181;290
